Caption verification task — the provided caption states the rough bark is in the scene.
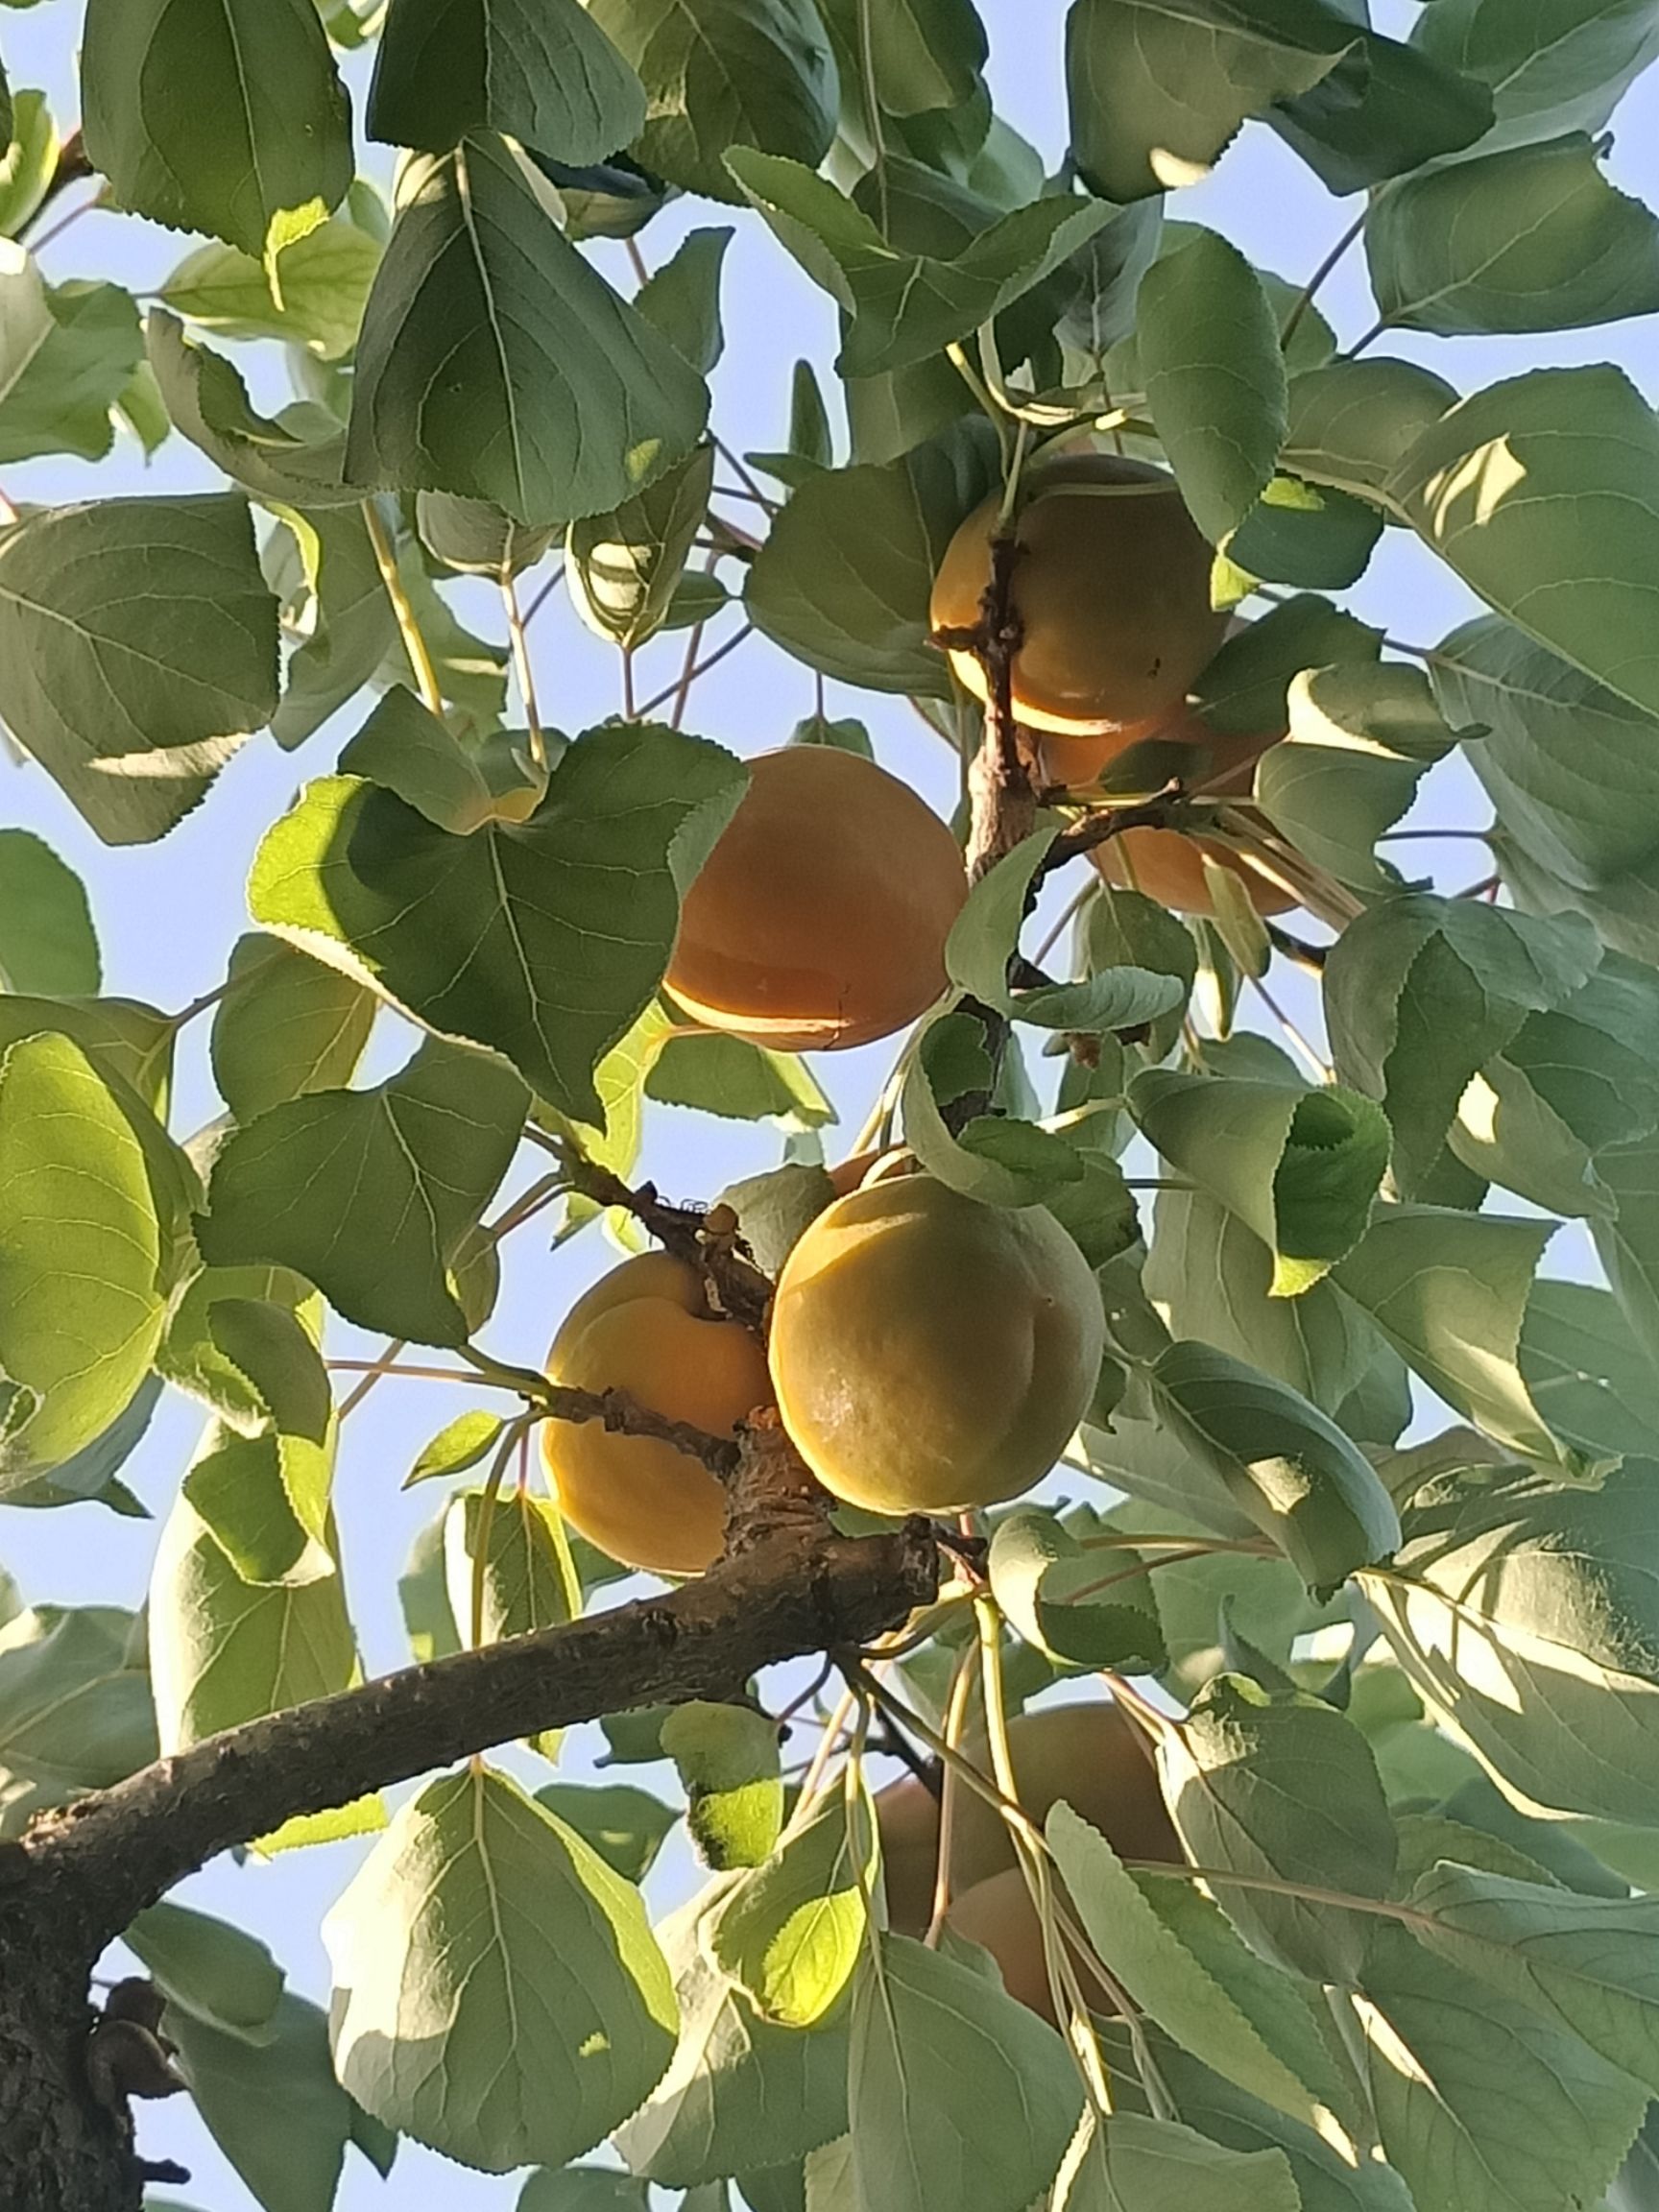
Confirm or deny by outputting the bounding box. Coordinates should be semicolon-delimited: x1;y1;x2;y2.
2;1511;939;2209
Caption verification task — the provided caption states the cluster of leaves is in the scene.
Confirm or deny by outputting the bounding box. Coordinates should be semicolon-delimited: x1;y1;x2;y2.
5;1;1659;2211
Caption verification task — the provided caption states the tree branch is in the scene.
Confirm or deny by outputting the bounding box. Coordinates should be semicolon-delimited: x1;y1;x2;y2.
1040;781;1187;873
544;1383;740;1477
18;1516;939;1950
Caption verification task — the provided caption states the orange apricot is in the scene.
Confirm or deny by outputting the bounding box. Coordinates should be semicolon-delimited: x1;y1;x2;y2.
541;1252;770;1576
1095;824;1297;918
946;1869;1067;2021
663;747;966;1053
769;1174;1105;1517
929;453;1229;738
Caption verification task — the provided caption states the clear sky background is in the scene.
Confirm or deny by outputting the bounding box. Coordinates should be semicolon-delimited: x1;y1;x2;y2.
2;4;1657;2205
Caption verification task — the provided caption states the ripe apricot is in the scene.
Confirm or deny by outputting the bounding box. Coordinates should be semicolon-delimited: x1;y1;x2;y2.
875;1770;943;1937
541;1252;770;1576
947;1699;1180;1894
928;454;1228;738
947;1869;1066;2021
663;747;967;1053
769;1175;1104;1516
1096;824;1297;918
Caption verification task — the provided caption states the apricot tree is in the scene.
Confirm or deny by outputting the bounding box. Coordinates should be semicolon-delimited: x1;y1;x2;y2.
3;5;1659;2212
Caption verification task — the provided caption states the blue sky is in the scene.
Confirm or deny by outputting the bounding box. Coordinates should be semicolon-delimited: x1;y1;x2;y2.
2;4;1657;2204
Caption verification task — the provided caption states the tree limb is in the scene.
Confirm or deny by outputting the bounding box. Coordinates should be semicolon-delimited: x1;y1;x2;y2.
18;1516;939;1950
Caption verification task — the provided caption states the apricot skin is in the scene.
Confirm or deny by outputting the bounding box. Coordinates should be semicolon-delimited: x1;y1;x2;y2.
663;747;967;1053
769;1175;1105;1517
929;454;1229;738
947;1869;1063;2021
541;1252;770;1576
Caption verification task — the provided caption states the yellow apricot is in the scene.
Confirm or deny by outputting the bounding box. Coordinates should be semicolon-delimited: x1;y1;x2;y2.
947;1699;1180;1895
541;1252;770;1575
1095;824;1297;918
929;454;1229;738
769;1175;1104;1516
664;747;967;1053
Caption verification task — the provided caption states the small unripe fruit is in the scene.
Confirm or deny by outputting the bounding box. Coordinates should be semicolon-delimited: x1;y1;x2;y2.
541;1252;770;1575
769;1175;1105;1517
929;454;1228;738
663;747;967;1053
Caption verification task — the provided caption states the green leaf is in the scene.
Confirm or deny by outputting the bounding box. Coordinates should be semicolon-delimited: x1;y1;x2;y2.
847;1932;1084;2212
263;506;399;749
349;135;709;527
1190;590;1382;736
1147;1339;1400;1592
325;1765;678;2171
989;1507;1166;1671
1431;614;1659;891
159;216;381;360
518;2171;650;2211
821;0;987;114
1066;0;1355;201
156;1263;319;1435
398;1512;461;1665
1368;132;1659;339
417;492;557;579
1256;661;1465;894
251;723;745;1121
1411;1861;1659;2096
369;0;647;167
1269;25;1493;193
0;492;277;845
167;1991;355;2212
1334;1205;1562;1463
81;0;352;261
146;313;353;506
1162;1673;1396;1984
1283;358;1458;505
444;1485;579;1649
0;91;58;240
1225;475;1383;593
1354;1919;1647;2212
1363;1455;1659;1828
201;1039;526;1347
338;686;546;835
3;1370;160;1518
1144;1187;1393;1418
1596;1131;1659;1374
616;1884;849;2185
1046;1801;1339;2132
709;1786;876;2027
1410;0;1659;156
127;1899;285;2044
0;830;99;996
662;1701;784;1871
210;933;375;1122
532;1782;678;1885
0;1602;156;1793
569;442;716;651
899;1051;1067;1209
0;1034;165;1488
1137;228;1287;545
1131;1069;1388;1294
0;247;142;465
405;1409;505;1488
181;1358;336;1591
149;1486;357;1753
1056;2111;1300;2212
944;828;1055;1005
1386;365;1659;726
637;226;734;376
587;0;837;204
729;148;1119;380
1324;892;1600;1197
646;1033;833;1127
715;1163;836;1276
1520;1280;1659;1468
745;417;998;696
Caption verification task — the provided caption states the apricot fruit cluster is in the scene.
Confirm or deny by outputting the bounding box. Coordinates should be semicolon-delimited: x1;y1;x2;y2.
878;1700;1180;2018
767;1172;1106;1518
663;745;967;1053
541;1251;768;1575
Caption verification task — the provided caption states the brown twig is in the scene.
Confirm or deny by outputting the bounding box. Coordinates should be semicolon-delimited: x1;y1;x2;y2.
1041;781;1188;873
543;1382;740;1478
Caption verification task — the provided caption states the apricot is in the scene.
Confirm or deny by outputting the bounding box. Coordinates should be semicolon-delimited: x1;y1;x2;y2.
769;1175;1104;1516
541;1252;770;1576
1095;825;1297;918
947;1869;1066;2022
876;1770;943;1937
663;747;967;1053
928;454;1228;738
947;1700;1180;1895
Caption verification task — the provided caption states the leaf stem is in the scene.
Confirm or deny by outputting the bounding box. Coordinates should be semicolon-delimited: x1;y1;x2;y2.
1281;206;1369;350
501;572;544;770
520;563;566;628
362;498;443;715
634;623;755;720
856;0;889;232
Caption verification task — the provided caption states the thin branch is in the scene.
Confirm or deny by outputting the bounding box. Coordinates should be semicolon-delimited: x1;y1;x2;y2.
634;623;755;721
521;563;566;628
1281;206;1369;351
362;500;443;715
501;572;545;772
1041;782;1188;873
